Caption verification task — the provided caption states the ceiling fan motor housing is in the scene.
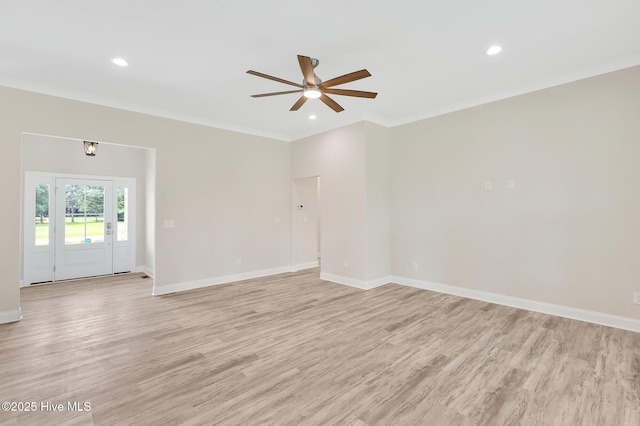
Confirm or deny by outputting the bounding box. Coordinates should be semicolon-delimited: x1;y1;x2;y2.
304;75;322;89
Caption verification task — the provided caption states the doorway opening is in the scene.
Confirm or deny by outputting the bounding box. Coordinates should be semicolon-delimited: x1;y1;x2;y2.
20;133;155;286
291;176;321;271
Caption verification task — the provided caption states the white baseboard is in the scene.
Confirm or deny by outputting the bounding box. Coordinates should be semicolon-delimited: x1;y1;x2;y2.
320;273;392;290
391;276;640;333
290;261;319;272
134;265;155;278
144;268;155;279
152;265;291;296
150;266;639;332
368;276;393;289
321;272;368;289
0;308;22;324
19;280;27;288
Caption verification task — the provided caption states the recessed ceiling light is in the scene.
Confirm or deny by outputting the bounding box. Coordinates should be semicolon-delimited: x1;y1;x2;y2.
111;58;128;67
308;114;317;120
485;46;502;56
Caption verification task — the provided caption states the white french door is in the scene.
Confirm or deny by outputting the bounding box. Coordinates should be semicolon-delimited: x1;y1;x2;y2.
55;178;114;281
23;172;136;285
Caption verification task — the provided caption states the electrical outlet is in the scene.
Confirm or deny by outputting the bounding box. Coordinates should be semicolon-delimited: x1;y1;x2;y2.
343;260;349;269
507;180;515;189
236;257;242;266
412;262;418;271
484;181;492;191
634;292;640;305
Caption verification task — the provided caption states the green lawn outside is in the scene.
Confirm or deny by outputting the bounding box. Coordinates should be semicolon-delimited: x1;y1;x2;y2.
35;217;126;245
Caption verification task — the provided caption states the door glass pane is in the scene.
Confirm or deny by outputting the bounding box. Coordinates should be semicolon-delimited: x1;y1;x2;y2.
65;184;84;245
85;185;105;243
35;184;50;246
65;184;105;245
117;187;128;241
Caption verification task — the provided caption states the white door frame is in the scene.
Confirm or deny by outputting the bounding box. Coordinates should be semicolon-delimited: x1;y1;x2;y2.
23;171;136;286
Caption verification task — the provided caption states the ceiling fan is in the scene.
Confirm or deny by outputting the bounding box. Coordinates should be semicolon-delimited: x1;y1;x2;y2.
247;55;377;113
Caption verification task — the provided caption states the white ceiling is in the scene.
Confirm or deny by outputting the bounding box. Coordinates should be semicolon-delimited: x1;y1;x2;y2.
1;1;639;141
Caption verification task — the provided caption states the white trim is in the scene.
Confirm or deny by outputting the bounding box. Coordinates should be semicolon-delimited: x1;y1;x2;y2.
5;58;640;143
320;272;368;289
290;117;380;141
112;178;137;275
291;261;319;272
143;267;155;279
152;266;291;296
362;113;393;128
24;170;136;183
391;276;640;333
367;276;392;289
2;78;291;142
320;273;392;290
385;56;640;128
134;265;155;278
0;308;22;324
23;172;55;286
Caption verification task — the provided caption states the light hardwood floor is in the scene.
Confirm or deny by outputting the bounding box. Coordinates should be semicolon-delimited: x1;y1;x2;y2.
1;269;638;425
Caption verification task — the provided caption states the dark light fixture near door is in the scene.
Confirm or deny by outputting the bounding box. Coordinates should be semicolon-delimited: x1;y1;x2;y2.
83;141;98;156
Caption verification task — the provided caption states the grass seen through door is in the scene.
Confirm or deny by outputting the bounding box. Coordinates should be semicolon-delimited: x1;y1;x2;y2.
35;217;125;245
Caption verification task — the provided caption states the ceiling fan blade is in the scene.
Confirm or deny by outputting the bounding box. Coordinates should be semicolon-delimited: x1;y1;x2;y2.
319;69;371;88
251;90;302;98
323;88;377;99
298;55;316;87
319;94;344;112
246;70;303;88
290;96;308;111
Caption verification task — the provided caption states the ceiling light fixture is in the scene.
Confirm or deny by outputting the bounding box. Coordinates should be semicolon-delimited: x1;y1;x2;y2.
309;114;317;120
111;57;128;67
303;88;322;99
485;46;502;55
83;141;98;156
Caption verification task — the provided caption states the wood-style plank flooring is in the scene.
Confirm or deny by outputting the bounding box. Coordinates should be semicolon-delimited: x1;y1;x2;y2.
1;269;639;425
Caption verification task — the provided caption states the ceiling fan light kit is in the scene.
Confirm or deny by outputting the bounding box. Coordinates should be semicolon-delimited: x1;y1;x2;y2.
247;55;377;113
303;88;322;99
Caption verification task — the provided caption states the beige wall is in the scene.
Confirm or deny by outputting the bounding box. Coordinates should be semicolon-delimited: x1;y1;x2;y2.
390;65;640;319
2;65;639;323
21;133;150;274
145;149;156;276
291;123;368;281
290;121;391;284
364;122;391;281
0;86;291;317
